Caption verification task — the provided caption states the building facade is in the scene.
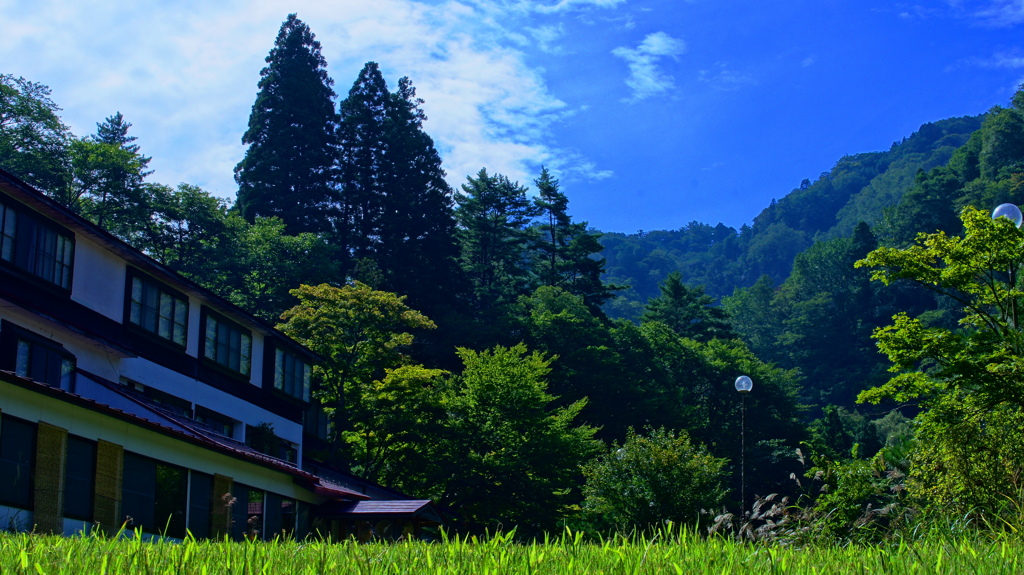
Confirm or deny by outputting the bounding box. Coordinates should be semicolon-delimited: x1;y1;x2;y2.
0;168;434;539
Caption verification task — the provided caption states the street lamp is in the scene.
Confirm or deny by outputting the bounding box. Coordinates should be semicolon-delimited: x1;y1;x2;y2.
993;203;1023;228
735;375;752;516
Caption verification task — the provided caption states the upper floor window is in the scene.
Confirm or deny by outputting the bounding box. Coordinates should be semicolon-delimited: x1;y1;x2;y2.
0;197;74;290
203;311;251;376
2;322;76;392
128;273;188;346
16;335;75;391
274;347;311;402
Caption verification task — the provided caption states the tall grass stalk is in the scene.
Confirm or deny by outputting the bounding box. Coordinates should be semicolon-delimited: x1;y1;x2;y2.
1;525;1022;574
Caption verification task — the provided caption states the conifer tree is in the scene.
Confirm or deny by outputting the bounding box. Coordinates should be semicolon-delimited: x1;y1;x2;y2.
532;167;619;313
234;13;338;235
337;65;463;315
641;272;736;341
337;62;390;260
76;112;153;233
455;169;537;313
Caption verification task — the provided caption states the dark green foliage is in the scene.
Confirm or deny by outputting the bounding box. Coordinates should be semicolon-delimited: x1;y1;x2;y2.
336;61;391;261
337;66;463;318
582;427;727;532
455;169;537;315
0;74;72;197
641;271;735;342
429;344;600;534
532;168;620;313
806;406;883;460
600;115;984;320
75;113;154;238
234;13;339;234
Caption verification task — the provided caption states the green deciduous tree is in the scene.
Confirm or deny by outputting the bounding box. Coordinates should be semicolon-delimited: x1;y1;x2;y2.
857;206;1024;516
857;207;1024;407
0;74;72;197
277;283;436;472
581;427;727;533
234;13;339;234
429;344;600;533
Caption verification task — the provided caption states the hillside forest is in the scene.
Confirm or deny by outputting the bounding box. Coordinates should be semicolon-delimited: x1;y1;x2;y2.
6;13;1024;540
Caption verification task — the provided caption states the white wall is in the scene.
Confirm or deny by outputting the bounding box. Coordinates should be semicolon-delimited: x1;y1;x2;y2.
70;235;126;321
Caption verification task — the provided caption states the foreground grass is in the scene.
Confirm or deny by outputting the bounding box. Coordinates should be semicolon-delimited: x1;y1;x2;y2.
1;528;1023;574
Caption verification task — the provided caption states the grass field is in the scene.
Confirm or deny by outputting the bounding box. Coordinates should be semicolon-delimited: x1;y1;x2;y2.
1;527;1023;574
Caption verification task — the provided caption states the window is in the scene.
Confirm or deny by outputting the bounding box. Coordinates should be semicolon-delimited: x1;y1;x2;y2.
121;452;187;538
0;201;15;262
245;423;297;463
263;493;296;539
203;312;251;376
194;406;235;438
0;416;36;509
120;378;192;419
187;471;213;539
0;197;74;289
128;274;188;346
14;331;75;391
274;348;311;402
64;436;96;520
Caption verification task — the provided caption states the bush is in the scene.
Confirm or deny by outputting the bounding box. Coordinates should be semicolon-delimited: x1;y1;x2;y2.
581;427;727;533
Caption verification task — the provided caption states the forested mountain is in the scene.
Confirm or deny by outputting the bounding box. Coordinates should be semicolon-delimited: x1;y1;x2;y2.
600;114;984;321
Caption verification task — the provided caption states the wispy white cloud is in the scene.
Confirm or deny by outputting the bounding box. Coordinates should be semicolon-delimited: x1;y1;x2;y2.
698;64;756;91
0;0;624;198
525;24;567;53
611;31;687;102
972;0;1024;26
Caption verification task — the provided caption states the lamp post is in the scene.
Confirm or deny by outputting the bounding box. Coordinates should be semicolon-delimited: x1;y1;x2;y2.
735;375;753;516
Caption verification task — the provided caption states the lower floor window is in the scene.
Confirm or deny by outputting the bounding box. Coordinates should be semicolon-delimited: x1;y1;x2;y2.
0;416;35;509
121;452;188;538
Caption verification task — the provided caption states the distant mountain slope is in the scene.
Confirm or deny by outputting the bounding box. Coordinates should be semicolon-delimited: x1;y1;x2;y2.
600;114;984;321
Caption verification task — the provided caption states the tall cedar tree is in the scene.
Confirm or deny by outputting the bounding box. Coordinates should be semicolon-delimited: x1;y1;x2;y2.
455;169;537;314
337;64;462;315
532;167;619;314
234;13;338;235
337;62;389;260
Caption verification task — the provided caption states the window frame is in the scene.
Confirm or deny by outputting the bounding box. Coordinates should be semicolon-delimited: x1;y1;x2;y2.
124;269;189;349
271;346;312;403
0;195;75;291
201;309;252;378
63;435;97;521
0;415;37;510
1;321;76;392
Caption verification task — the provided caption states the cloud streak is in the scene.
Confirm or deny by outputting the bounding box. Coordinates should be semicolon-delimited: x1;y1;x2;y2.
972;0;1024;26
0;0;622;199
611;31;686;102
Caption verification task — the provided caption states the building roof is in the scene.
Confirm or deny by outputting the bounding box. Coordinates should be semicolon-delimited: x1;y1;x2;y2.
0;368;368;501
0;167;320;362
317;499;442;523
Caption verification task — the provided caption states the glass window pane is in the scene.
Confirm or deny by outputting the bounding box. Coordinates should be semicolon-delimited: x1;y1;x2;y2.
0;417;36;509
64;436;96;520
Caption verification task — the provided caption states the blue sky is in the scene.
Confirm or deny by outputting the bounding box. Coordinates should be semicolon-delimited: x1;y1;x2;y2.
3;0;1024;233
